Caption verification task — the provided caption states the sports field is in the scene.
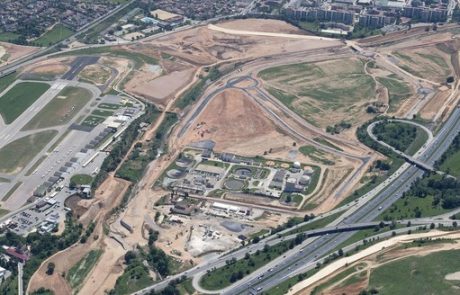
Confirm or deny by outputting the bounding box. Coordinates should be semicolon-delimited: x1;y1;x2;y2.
0;130;57;174
23;86;92;130
259;58;375;128
0;82;50;124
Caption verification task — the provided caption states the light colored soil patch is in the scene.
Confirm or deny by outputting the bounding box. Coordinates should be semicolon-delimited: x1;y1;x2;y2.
0;41;39;62
0;45;5;61
28;177;131;295
123;32;145;41
218;19;308;34
180;88;295;156
125;68;195;104
419;88;451;121
79;64;111;85
145;25;341;66
445;271;460;281
23;57;72;76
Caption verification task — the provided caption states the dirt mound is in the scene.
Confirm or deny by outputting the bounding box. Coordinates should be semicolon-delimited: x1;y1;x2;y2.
218;19;308;35
181;88;294;156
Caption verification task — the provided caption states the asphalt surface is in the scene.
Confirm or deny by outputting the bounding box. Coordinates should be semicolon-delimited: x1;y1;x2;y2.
61;56;100;80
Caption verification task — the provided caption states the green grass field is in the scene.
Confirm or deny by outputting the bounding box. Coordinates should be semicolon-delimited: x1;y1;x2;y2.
0;208;9;218
378;195;449;221
200;241;293;290
440;150;460;177
0;32;21;42
34;24;74;47
23;86;92;130
91;109;114;117
376;76;412;112
299;145;334;165
405;125;429;156
111;261;153;295
70;174;93;186
394;50;452;83
311;263;367;295
67;250;103;290
0;82;50;124
0;130;57;174
259;58;375;128
0;72;17;93
368;249;460;295
176;279;195;295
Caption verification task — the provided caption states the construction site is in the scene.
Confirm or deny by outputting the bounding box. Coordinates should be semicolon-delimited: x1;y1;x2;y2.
3;17;460;295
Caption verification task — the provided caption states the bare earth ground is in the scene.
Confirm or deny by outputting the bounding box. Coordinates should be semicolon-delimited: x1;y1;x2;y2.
79;64;112;85
142;25;341;66
22;57;72;76
179;88;295;156
125;67;195;105
0;46;5;60
0;41;39;64
27;177;131;295
218;19;309;35
419;87;451;120
291;230;460;295
27;20;460;295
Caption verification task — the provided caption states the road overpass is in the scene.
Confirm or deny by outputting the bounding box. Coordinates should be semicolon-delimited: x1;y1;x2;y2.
367;119;438;173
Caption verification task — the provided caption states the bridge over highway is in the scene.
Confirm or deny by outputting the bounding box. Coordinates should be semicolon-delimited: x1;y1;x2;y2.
367;119;442;173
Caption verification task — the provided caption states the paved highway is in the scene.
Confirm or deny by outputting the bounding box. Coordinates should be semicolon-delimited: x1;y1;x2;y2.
224;106;460;294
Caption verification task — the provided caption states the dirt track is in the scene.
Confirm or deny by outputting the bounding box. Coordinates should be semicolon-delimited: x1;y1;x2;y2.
27;177;131;295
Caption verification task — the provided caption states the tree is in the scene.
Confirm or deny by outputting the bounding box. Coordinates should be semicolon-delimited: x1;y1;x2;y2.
46;262;55;275
430;223;435;229
338;248;344;256
124;251;136;264
263;244;270;252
